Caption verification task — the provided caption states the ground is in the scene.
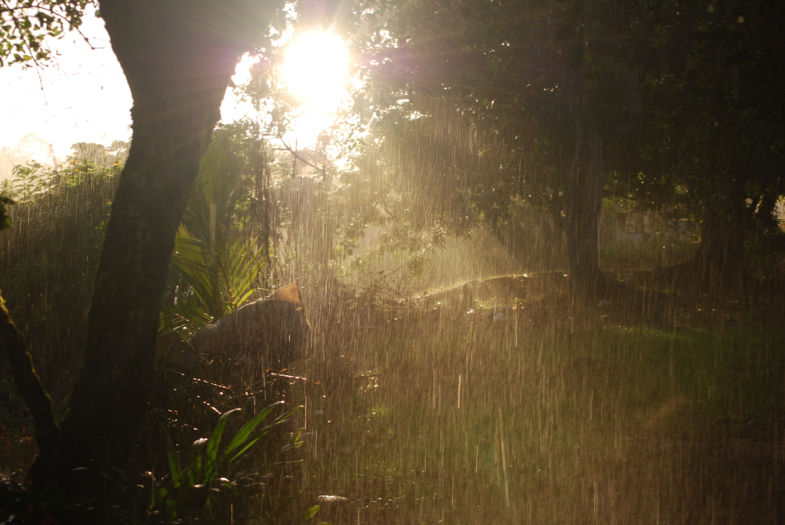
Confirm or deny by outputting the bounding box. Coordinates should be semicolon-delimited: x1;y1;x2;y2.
2;271;784;523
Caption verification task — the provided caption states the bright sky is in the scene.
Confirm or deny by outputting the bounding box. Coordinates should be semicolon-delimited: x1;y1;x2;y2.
0;7;131;162
0;8;353;177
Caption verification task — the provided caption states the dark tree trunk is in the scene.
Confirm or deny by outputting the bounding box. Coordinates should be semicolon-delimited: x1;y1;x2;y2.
696;194;747;295
565;118;605;299
690;171;749;296
27;0;276;514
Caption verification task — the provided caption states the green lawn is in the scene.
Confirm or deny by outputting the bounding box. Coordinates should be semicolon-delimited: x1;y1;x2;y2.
286;311;785;524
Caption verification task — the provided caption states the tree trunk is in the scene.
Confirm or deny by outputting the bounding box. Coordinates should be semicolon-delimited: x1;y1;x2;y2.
565;118;605;299
696;194;747;295
29;0;267;513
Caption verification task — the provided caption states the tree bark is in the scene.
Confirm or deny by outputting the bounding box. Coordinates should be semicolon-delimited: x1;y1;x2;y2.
696;193;747;295
28;0;275;513
565;116;605;299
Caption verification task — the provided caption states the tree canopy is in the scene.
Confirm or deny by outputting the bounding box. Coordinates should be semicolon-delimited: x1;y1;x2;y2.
349;0;785;293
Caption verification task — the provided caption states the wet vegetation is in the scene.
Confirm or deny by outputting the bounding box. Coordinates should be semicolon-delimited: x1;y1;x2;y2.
2;0;785;523
293;310;784;524
2;137;784;524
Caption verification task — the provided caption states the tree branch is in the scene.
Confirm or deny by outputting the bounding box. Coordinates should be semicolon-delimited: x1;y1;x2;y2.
279;139;326;178
0;291;60;458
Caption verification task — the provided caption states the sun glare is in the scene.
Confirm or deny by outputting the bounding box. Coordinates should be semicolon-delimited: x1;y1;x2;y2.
278;30;351;145
280;30;350;108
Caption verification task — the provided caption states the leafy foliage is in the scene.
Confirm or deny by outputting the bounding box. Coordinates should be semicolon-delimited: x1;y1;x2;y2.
152;402;302;522
345;0;785;291
0;0;91;66
167;225;266;329
619;1;785;290
344;0;652;288
0;194;13;230
0;156;119;394
162;123;271;333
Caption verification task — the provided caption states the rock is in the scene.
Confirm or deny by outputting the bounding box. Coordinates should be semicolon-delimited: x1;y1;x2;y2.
188;281;311;371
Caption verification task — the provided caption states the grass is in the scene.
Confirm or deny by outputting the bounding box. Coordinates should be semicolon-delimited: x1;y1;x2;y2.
284;303;785;524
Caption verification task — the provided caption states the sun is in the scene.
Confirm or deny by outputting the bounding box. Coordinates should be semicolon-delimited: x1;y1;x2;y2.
279;30;350;109
277;30;351;145
219;30;352;148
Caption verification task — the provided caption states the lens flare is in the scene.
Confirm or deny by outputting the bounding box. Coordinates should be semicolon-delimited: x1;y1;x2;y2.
278;30;351;146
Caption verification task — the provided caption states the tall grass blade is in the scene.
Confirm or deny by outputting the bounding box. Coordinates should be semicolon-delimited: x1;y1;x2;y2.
165;432;183;490
223;401;284;460
203;407;242;482
228;405;303;462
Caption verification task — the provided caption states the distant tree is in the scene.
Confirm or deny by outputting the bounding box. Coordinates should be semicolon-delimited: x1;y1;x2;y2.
634;1;785;293
354;0;785;296
354;0;647;296
66;140;129;167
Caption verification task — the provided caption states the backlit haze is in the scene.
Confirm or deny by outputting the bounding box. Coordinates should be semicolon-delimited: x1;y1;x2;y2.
0;7;130;178
0;9;353;180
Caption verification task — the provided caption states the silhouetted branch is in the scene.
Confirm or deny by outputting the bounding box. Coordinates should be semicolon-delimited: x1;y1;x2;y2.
279;139;326;178
0;291;61;458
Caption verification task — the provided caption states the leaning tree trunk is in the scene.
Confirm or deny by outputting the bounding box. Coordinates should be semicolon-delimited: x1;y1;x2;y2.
565;117;605;300
28;0;277;514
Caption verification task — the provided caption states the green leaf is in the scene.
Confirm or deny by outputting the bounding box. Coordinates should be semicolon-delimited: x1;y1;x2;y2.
227;405;303;462
306;504;321;519
227;435;262;463
223;401;284;460
203;408;242;481
221;235;264;308
171;224;224;319
166;443;183;489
